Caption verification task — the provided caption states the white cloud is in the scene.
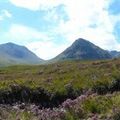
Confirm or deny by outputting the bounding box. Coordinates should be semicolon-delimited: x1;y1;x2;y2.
9;0;120;58
2;10;12;18
43;9;59;22
0;9;12;21
26;41;68;60
10;0;64;11
53;0;120;51
8;24;50;41
3;24;68;60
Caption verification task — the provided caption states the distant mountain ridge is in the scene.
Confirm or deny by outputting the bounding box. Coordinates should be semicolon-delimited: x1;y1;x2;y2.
109;50;120;58
0;42;43;66
53;38;112;61
0;39;120;66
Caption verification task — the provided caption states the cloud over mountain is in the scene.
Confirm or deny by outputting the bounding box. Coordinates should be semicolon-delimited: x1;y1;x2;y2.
0;0;120;59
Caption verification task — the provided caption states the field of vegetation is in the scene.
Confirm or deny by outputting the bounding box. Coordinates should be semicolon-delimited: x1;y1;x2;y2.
0;59;120;119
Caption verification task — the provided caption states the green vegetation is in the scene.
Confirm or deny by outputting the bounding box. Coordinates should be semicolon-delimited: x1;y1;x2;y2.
0;58;120;119
0;59;119;92
62;92;120;120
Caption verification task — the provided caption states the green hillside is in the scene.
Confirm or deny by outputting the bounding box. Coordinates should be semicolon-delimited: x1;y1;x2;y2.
0;43;43;66
0;59;119;91
0;59;120;119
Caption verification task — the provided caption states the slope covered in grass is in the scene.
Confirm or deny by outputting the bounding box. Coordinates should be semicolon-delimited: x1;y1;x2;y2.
0;59;119;92
0;42;43;66
0;59;120;119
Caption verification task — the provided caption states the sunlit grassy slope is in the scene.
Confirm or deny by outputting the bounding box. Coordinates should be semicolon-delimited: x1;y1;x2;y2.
0;59;120;119
0;58;119;93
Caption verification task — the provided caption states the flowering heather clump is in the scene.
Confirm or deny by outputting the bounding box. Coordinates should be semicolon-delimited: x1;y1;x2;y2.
0;94;89;120
62;95;87;110
61;94;89;119
1;92;120;119
36;108;65;120
62;99;74;109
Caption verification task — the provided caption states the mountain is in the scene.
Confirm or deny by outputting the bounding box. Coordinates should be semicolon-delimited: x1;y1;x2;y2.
109;50;120;58
53;38;112;61
0;42;43;66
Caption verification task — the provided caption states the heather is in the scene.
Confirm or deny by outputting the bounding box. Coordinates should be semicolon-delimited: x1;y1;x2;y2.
1;92;120;120
0;59;120;119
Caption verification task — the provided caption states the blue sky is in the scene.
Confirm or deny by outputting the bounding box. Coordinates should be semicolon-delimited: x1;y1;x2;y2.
0;0;120;60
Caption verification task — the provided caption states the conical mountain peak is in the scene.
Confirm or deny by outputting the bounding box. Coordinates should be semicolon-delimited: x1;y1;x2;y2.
53;38;112;61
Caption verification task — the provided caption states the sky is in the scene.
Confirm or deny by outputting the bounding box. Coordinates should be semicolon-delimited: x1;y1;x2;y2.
0;0;120;60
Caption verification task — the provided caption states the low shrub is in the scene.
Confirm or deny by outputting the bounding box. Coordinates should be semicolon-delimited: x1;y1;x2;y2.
92;81;109;94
